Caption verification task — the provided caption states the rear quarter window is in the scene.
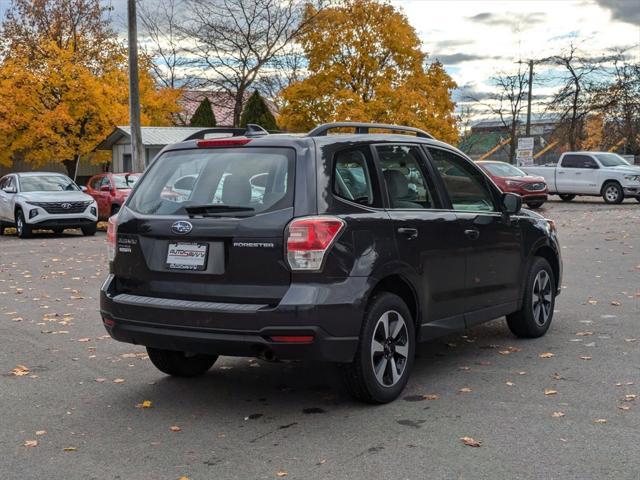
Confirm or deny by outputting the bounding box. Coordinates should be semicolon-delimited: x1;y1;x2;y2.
127;147;294;216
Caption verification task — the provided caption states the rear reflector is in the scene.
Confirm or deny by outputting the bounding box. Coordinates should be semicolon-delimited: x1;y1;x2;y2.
270;335;314;344
286;216;345;271
103;317;115;327
197;138;252;147
106;214;118;262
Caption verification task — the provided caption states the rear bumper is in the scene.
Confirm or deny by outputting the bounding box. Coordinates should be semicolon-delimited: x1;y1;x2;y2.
99;275;365;363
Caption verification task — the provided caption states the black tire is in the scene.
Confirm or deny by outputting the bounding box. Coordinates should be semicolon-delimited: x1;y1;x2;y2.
526;202;544;209
506;257;556;338
344;292;416;404
558;194;575;202
146;347;218;377
15;209;33;238
111;204;120;216
602;181;624;204
636;196;640;203
81;223;97;236
0;224;5;236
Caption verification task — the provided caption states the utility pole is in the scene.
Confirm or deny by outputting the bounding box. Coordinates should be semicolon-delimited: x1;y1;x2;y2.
127;0;144;173
525;59;533;137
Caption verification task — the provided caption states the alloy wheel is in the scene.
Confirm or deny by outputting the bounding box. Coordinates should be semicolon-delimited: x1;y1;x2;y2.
532;270;552;326
370;310;409;387
605;185;619;202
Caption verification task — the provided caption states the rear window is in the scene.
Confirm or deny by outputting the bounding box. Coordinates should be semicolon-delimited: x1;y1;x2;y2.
127;147;294;216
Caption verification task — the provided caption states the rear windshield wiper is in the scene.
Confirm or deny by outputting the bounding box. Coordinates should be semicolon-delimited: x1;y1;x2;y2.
184;204;255;217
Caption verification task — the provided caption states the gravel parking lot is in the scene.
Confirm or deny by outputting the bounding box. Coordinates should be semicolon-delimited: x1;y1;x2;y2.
1;198;638;480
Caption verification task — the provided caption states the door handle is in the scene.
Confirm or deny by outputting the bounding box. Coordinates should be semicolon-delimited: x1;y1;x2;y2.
575;172;582;175
558;171;565;175
464;228;480;240
397;227;418;240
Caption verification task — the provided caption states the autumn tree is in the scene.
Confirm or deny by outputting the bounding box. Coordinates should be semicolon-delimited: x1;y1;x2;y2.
179;0;317;127
0;0;181;176
240;91;278;130
278;0;458;142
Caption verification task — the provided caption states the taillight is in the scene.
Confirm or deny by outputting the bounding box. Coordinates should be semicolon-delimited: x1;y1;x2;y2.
286;216;345;271
106;214;118;261
197;138;251;147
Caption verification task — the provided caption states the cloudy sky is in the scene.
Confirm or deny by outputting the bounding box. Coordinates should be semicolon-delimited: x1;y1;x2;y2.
1;0;639;118
398;0;640;111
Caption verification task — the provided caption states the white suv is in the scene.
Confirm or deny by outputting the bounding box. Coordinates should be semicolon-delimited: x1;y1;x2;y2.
0;172;98;238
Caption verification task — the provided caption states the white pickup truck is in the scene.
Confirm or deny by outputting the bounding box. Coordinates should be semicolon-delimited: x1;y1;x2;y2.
522;152;640;204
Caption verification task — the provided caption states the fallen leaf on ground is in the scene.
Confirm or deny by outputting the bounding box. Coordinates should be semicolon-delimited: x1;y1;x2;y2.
580;356;592;360
576;331;593;336
544;389;558;396
552;411;565;418
170;426;181;432
423;394;440;400
35;430;46;436
593;418;607;424
539;352;555;358
624;394;636;402
618;405;631;411
610;300;621;306
77;338;91;342
63;446;77;452
24;440;38;447
460;436;481;447
505;381;514;386
11;365;30;376
459;387;472;393
276;472;288;477
136;400;153;409
113;378;125;384
95;377;106;383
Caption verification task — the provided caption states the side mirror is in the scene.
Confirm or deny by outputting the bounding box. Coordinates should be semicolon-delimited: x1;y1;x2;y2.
80;185;88;192
2;186;17;194
502;192;522;215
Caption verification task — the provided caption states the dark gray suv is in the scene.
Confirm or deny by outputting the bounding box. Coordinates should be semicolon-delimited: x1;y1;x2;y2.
100;123;562;403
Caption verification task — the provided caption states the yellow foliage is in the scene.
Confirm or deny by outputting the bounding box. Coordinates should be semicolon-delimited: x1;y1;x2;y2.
0;39;181;168
279;0;458;143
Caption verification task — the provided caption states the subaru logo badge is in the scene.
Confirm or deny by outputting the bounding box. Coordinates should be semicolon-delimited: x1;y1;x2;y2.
171;221;192;235
61;203;72;209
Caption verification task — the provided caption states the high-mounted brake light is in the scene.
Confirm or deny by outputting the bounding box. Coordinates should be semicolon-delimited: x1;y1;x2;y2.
196;138;252;147
106;214;118;262
286;216;345;271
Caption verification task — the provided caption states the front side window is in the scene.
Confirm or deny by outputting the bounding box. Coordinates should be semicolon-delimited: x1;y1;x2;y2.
19;175;79;192
594;153;630;167
428;148;496;212
376;144;437;209
128;147;294;216
333;148;375;206
90;177;103;190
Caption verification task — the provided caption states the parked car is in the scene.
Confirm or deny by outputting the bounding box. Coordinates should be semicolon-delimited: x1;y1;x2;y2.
521;152;640;204
476;161;548;209
0;172;98;238
86;173;141;219
100;122;562;404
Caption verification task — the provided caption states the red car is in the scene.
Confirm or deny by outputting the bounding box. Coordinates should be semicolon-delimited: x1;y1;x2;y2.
477;161;548;209
86;173;141;219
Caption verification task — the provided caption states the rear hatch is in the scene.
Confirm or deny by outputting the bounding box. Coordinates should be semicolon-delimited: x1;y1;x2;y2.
112;144;295;306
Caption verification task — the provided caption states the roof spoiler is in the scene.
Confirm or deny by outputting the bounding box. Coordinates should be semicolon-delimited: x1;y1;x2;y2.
184;124;269;141
307;122;434;139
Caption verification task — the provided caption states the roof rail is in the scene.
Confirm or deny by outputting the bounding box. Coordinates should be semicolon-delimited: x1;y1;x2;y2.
307;122;434;139
183;124;269;141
